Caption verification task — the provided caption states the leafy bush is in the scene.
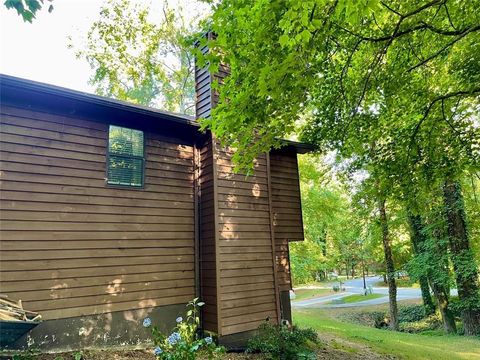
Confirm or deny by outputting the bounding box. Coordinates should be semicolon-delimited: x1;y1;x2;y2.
338;310;387;328
143;298;225;360
399;314;443;333
247;321;319;359
398;305;426;323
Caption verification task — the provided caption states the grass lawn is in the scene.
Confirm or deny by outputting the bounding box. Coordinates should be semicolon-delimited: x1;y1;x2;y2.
293;308;480;360
294;276;348;288
374;278;420;288
292;288;334;301
330;293;385;304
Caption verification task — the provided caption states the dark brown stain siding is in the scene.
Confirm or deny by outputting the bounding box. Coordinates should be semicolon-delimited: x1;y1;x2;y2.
270;150;305;291
0;105;196;320
215;148;279;336
199;138;219;332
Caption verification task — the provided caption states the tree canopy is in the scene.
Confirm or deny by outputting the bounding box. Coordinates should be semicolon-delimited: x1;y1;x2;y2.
71;0;199;114
4;0;53;22
201;0;480;335
201;0;479;177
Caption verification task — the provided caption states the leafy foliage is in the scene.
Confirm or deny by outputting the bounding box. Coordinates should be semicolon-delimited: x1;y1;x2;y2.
71;0;199;113
143;298;225;360
4;0;53;22
398;305;426;323
201;0;480;334
246;321;319;360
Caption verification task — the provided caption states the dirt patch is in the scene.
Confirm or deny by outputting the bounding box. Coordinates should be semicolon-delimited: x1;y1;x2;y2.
2;340;395;360
1;350;262;360
314;332;397;360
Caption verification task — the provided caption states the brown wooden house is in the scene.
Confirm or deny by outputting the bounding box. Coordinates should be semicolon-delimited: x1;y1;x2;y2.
0;64;311;350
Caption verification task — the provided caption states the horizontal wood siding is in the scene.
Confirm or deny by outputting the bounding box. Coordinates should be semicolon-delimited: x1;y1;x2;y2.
199;139;218;332
270;150;304;291
215;148;278;335
0;106;196;320
195;38;212;120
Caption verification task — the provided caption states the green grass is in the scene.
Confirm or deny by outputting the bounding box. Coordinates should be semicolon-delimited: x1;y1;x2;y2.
330;293;385;304
294;276;348;288
292;288;334;301
294;308;480;360
375;278;420;288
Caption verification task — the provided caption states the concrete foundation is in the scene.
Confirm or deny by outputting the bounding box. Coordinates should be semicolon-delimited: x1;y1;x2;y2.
4;304;185;352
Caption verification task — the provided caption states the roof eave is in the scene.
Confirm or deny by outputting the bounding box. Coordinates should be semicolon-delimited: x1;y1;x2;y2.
0;74;198;128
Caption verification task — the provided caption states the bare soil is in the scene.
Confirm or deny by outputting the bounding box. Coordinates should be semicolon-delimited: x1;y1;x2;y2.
3;339;395;360
315;332;398;360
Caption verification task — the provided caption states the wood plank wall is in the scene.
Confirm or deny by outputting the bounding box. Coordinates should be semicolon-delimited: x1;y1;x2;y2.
215;148;279;336
270;150;305;291
195;35;280;335
199;138;218;332
0;105;196;320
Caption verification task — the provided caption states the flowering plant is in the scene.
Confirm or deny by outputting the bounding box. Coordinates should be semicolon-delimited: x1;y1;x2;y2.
143;298;225;360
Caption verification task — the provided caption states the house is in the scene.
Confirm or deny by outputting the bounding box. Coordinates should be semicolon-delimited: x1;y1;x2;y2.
0;61;312;350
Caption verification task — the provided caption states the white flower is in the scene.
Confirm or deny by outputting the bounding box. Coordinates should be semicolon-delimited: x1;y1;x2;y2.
143;318;152;328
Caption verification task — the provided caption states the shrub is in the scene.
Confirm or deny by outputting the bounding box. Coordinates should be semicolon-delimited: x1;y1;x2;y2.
246;321;319;359
143;298;225;360
398;305;426;323
339;310;390;329
399;314;443;333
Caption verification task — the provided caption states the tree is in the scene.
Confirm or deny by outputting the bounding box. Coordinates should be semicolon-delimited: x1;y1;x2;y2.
291;154;350;283
408;211;457;333
72;0;198;114
200;0;480;334
378;198;399;330
443;180;480;334
4;0;53;22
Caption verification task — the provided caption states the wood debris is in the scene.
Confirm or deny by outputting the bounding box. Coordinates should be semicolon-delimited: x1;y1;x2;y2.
0;295;41;322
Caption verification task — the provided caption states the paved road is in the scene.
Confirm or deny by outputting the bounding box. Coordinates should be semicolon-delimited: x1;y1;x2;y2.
292;276;423;308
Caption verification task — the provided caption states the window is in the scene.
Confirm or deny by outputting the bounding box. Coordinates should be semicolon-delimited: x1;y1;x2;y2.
107;125;145;187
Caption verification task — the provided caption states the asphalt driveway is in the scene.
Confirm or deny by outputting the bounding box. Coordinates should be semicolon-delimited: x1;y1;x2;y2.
291;276;441;308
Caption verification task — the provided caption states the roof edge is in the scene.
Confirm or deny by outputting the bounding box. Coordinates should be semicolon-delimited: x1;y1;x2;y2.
0;74;198;127
278;139;317;154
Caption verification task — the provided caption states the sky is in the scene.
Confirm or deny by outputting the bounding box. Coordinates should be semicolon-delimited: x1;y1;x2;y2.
1;1;103;93
0;0;209;94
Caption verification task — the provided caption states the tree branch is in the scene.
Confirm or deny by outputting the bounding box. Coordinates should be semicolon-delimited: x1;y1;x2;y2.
337;22;479;43
381;0;444;19
340;39;362;108
444;3;458;30
409;88;480;154
408;24;480;71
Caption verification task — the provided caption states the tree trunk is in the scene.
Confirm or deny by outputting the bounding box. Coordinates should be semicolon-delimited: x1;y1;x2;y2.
431;281;457;333
443;180;480;336
407;214;436;316
379;199;398;331
431;220;457;334
409;213;456;332
362;263;367;295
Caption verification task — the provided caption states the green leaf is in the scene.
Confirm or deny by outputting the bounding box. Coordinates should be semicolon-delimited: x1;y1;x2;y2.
279;34;289;47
